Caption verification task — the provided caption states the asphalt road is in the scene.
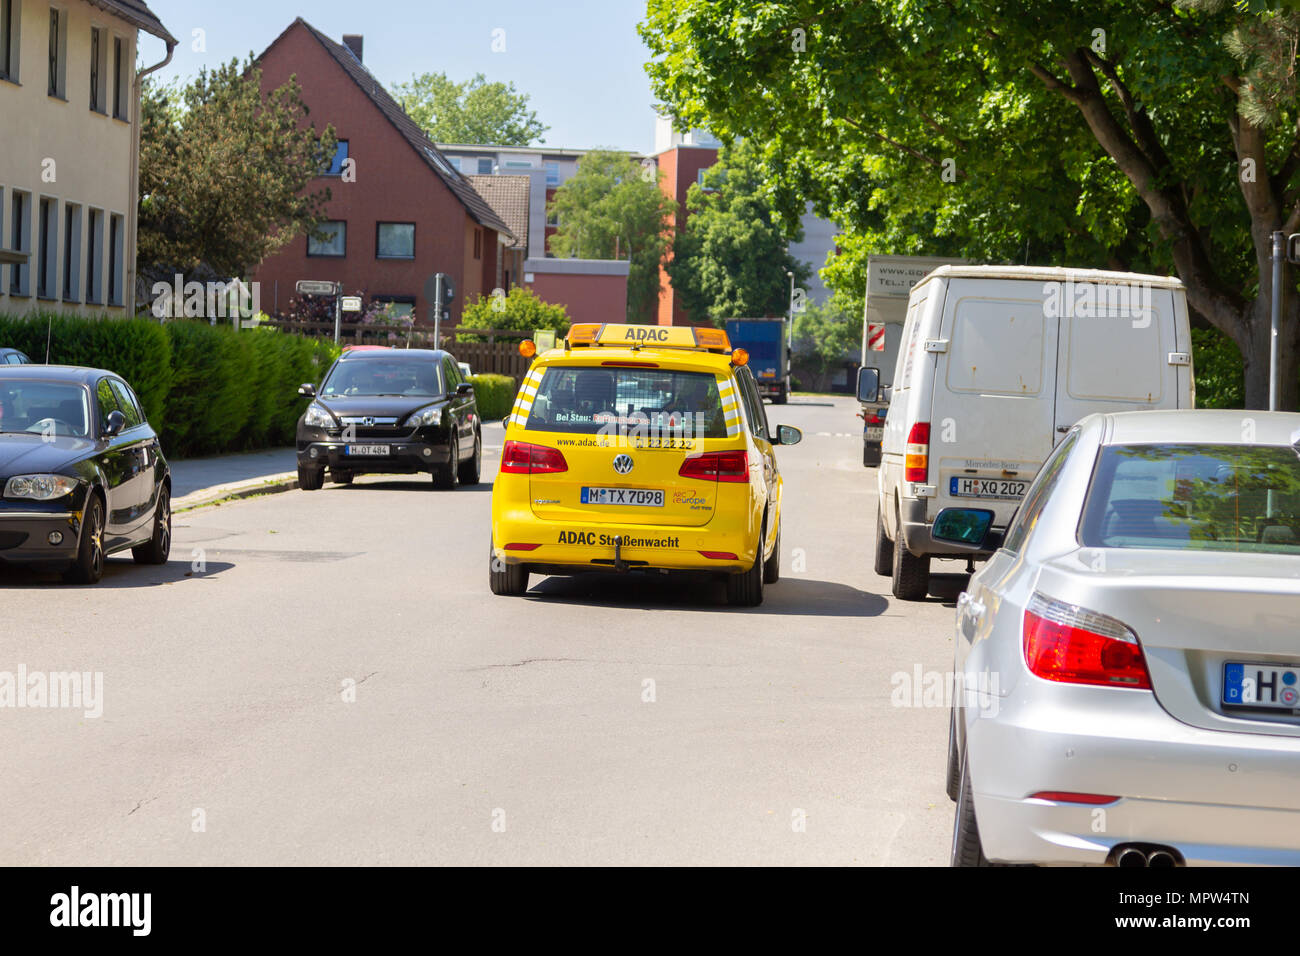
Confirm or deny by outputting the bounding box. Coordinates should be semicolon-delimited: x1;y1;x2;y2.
0;395;970;865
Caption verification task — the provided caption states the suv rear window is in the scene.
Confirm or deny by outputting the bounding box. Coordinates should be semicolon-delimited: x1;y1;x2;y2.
1081;443;1300;555
525;366;728;438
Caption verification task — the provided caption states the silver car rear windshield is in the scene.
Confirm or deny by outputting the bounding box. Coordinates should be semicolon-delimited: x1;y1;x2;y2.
524;366;728;438
1081;443;1300;555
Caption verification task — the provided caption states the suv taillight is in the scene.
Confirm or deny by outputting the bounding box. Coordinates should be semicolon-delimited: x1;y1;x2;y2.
501;440;568;475
1023;593;1151;689
904;422;930;482
679;450;749;483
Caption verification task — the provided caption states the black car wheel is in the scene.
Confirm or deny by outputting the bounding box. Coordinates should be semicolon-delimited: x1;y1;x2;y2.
132;485;171;565
434;434;460;490
330;471;354;486
298;465;325;491
458;431;481;485
488;538;529;595
64;494;105;585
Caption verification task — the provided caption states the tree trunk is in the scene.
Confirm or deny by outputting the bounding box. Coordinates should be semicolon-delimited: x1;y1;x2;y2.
1232;274;1300;411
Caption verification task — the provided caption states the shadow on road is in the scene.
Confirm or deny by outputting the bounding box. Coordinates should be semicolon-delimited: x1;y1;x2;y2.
0;558;236;589
525;571;889;616
337;479;492;493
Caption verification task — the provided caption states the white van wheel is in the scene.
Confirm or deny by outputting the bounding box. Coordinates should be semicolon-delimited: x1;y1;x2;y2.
873;503;894;576
891;506;930;600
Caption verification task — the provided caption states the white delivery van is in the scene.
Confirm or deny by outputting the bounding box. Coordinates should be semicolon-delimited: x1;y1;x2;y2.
875;265;1194;600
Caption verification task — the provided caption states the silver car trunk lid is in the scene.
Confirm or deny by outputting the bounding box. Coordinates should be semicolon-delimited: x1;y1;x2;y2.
1037;549;1300;738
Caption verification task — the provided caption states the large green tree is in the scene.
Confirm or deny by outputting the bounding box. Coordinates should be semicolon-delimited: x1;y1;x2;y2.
138;60;336;279
547;150;677;323
642;0;1300;409
668;140;811;323
392;72;547;145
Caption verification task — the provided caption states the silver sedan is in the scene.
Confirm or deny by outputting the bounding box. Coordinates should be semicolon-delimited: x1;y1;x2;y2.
938;409;1300;866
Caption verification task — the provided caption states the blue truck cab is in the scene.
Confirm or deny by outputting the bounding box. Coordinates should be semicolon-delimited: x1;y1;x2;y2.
724;318;788;404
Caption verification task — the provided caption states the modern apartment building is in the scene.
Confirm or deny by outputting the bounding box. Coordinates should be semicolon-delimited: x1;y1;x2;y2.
0;0;175;316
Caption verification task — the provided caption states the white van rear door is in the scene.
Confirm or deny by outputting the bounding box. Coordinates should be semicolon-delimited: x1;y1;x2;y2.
931;289;1059;524
1054;284;1181;436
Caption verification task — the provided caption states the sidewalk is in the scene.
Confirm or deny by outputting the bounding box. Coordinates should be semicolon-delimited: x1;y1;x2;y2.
170;448;298;511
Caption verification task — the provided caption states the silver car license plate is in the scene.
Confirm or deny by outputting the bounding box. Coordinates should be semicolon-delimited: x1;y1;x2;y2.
345;445;390;456
1222;662;1300;709
949;477;1027;500
865;426;884;441
581;487;664;507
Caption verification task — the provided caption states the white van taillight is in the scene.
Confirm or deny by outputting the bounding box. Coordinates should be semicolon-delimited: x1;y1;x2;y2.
904;422;930;482
1023;593;1151;689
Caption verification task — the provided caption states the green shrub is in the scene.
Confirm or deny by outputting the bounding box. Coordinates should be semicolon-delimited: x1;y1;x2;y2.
469;373;517;421
1192;327;1245;409
0;312;342;458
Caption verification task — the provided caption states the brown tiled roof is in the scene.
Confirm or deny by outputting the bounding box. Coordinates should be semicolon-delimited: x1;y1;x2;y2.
276;19;514;241
467;175;530;251
91;0;176;44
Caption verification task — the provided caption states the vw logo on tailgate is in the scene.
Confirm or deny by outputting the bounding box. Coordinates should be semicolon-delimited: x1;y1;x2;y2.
612;454;634;475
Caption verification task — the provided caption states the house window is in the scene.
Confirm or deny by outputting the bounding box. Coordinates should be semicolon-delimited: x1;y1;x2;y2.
8;190;30;296
0;0;18;82
307;221;346;257
36;197;57;299
503;160;532;169
376;222;415;259
85;208;102;304
477;158;492;174
89;27;106;112
324;139;349;176
446;156;461;172
473;228;482;260
47;7;66;98
62;202;80;301
372;295;415;320
545;162;560;186
107;213;123;306
112;35;126;119
546;208;559;227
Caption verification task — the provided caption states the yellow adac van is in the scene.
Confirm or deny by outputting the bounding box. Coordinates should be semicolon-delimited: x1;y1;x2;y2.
489;323;803;606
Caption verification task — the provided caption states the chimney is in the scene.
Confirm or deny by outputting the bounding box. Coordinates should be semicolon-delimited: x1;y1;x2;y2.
342;35;363;62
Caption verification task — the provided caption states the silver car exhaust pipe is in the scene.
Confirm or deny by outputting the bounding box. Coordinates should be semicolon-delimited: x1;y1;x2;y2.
1111;843;1182;867
1115;847;1148;867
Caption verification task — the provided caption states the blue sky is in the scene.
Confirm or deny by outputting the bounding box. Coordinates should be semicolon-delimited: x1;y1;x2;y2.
141;0;661;153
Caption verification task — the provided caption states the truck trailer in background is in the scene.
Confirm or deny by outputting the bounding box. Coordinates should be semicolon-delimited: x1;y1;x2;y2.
724;318;789;404
858;255;968;465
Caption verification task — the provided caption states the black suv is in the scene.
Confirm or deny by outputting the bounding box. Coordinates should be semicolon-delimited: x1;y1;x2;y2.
296;348;481;490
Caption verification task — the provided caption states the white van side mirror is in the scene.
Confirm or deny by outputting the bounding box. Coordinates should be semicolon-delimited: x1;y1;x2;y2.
856;367;881;403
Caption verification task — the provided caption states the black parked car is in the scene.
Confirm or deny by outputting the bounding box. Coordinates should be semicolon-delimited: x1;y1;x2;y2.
0;348;32;365
0;366;171;583
296;347;481;490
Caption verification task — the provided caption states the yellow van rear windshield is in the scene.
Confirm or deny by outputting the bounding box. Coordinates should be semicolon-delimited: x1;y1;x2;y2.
524;366;728;438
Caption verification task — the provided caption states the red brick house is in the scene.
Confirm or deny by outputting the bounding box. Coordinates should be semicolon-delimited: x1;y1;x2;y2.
251;19;513;327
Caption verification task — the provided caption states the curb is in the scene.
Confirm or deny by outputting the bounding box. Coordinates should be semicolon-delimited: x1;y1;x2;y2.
173;472;299;513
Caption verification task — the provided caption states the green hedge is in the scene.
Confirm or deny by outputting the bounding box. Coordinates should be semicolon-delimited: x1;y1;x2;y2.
469;373;517;421
0;312;339;458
